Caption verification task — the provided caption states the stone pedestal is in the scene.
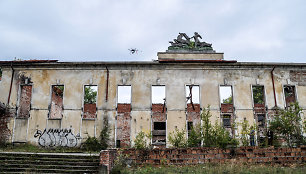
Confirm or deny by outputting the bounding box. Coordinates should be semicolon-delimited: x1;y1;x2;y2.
157;52;224;61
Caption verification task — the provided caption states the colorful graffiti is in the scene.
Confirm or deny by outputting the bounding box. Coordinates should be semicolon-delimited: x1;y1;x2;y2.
34;128;80;147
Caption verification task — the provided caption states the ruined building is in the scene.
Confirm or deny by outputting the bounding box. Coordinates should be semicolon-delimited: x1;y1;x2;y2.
0;33;305;148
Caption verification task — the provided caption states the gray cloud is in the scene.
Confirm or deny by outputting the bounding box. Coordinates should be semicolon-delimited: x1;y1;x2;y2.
0;0;305;62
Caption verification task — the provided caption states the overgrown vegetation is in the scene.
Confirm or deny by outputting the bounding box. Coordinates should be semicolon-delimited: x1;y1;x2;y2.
222;96;233;104
239;119;251;146
168;128;187;148
123;163;306;174
82;117;110;151
168;106;238;148
84;86;97;104
134;131;151;149
269;102;305;147
252;86;264;104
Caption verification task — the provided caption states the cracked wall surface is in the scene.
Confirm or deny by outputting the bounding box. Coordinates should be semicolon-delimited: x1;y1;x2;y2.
0;62;305;147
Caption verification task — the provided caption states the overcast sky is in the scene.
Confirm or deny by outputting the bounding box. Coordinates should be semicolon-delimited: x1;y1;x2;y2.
0;0;305;63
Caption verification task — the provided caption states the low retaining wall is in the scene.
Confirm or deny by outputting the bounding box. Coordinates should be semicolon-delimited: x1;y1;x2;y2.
100;146;306;173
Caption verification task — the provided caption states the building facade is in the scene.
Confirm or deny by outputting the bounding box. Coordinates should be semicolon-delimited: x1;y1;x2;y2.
0;38;305;148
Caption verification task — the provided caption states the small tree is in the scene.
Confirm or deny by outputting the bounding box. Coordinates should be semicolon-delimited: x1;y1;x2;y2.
100;117;110;150
240;119;250;146
201;107;215;147
134;131;151;150
168;128;187;148
269;102;304;147
187;124;202;147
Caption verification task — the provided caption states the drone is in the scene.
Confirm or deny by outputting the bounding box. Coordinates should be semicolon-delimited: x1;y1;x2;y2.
128;48;138;54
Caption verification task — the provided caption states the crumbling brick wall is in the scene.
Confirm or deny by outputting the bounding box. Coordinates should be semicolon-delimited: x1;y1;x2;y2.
100;146;306;172
83;103;96;119
152;104;166;146
17;85;32;118
0;103;12;143
116;104;131;147
49;88;63;119
186;103;201;126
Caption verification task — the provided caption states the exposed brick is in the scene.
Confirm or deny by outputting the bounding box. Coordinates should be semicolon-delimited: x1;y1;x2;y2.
117;104;131;147
18;85;32;118
83;103;96;119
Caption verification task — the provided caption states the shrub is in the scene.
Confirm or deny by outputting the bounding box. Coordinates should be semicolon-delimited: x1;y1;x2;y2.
134;131;151;150
269;102;305;147
100;117;110;150
82;136;101;152
187;124;202;147
239;119;250;146
168;128;187;148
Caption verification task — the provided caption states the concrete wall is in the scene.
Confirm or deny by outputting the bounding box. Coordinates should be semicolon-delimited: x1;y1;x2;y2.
0;62;305;147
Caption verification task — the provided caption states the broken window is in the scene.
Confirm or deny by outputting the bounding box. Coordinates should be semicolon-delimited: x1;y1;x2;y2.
17;85;32;118
151;86;166;146
152;86;165;104
187;121;193;131
49;85;64;119
220;86;234;113
0;68;2;81
284;85;296;108
223;114;231;127
83;85;97;119
257;114;265;127
185;85;199;104
116;85;132;147
220;86;232;104
118;85;131;104
252;86;265;105
154;122;166;130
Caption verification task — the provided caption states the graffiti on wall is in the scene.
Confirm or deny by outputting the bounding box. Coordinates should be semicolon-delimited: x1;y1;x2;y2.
34;128;80;147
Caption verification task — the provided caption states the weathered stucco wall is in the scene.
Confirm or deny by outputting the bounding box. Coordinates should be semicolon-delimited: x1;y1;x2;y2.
0;62;305;147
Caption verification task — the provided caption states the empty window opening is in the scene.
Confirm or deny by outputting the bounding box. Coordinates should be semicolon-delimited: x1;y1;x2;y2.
83;85;97;119
284;86;296;107
0;68;2;81
152;86;165;104
116;140;121;148
152;122;166;146
187;121;193;131
17;85;32;118
252;86;265;105
49;85;64;119
220;86;232;104
257;114;265;128
154;122;166;130
186;85;199;104
223;115;231;127
118;86;131;104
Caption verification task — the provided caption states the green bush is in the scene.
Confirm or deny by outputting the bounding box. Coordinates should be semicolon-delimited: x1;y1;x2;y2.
187;124;202;147
100;117;110;150
134;131;151;150
82;136;101;152
168;128;187;148
269;102;305;147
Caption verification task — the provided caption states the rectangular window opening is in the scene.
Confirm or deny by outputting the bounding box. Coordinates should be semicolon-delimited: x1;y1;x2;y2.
187;121;193;131
83;85;97;119
284;85;296;108
186;85;199;104
152;86;165;104
0;67;2;81
220;86;233;104
252;86;265;105
118;85;131;104
257;114;265;127
49;85;64;119
17;85;32;118
223;114;231;127
154;122;166;130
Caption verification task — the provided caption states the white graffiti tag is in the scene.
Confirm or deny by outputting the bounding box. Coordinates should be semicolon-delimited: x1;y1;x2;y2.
34;128;80;147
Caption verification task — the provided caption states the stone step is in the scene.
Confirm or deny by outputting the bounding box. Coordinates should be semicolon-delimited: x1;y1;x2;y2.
1;159;100;166
0;152;101;173
0;156;99;162
0;167;99;173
